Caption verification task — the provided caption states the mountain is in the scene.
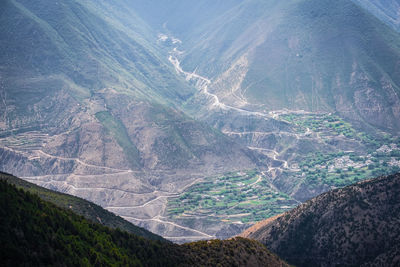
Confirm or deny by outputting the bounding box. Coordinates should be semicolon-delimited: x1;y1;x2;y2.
352;0;400;32
1;0;400;243
0;177;289;267
242;173;400;266
176;0;400;133
0;0;266;241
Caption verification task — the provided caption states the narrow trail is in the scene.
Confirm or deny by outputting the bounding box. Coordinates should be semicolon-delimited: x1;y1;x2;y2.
169;55;273;118
248;146;279;155
29;179;155;195
36;150;135;173
22;171;137;180
248;175;262;187
223;131;276;136
163;236;208;241
122;215;214;238
222;130;314;140
105;195;169;209
105;178;205;210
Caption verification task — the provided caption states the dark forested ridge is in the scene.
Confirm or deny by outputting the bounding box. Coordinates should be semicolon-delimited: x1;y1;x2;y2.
0;172;166;242
0;174;288;267
0;179;181;266
244;173;400;266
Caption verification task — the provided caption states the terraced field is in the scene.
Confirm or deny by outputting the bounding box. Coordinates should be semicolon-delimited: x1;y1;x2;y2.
167;170;298;224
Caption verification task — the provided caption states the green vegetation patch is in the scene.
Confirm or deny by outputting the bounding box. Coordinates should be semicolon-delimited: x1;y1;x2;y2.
281;113;365;140
284;149;400;189
167;170;297;224
278;113;400;187
95;111;141;169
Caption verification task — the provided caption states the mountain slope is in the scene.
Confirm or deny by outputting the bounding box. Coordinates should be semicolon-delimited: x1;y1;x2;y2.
124;0;242;37
242;173;400;266
0;178;289;267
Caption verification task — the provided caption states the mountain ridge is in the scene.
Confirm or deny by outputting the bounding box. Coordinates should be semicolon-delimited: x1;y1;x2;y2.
242;172;400;266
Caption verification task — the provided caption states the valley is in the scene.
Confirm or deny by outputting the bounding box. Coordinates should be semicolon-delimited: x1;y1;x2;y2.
129;29;400;240
1;0;400;244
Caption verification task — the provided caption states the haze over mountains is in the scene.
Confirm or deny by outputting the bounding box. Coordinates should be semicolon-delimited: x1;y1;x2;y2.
352;0;400;32
1;0;400;242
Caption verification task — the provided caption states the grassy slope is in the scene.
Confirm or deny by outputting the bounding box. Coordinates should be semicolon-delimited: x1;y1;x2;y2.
95;111;142;169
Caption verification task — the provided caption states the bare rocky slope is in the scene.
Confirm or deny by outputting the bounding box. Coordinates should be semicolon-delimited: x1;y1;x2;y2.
243;173;400;266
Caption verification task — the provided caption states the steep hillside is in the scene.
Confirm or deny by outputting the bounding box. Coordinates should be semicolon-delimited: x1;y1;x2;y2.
0;178;289;267
243;173;400;266
0;171;165;242
176;0;400;132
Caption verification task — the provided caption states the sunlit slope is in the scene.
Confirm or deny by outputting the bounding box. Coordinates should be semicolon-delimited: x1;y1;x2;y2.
0;0;192;108
124;0;242;37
